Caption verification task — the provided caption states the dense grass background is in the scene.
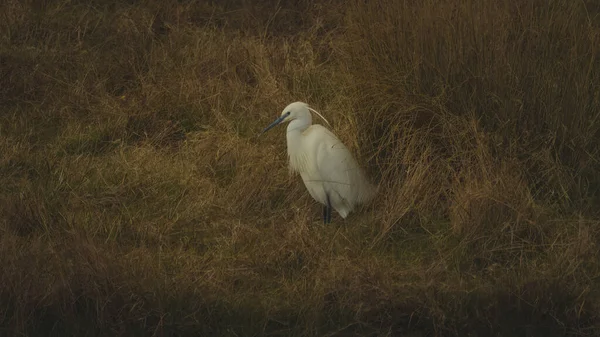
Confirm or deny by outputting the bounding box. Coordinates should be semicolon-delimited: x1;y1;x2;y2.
1;0;600;336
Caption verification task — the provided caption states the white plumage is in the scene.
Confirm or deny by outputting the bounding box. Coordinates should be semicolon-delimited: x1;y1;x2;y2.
261;102;376;223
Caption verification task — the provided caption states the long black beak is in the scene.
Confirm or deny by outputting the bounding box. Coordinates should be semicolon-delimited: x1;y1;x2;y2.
260;114;287;135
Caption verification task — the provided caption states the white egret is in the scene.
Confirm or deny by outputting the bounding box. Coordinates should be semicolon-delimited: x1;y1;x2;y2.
261;102;376;224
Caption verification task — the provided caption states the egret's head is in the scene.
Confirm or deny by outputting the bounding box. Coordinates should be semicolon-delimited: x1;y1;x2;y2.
260;101;330;135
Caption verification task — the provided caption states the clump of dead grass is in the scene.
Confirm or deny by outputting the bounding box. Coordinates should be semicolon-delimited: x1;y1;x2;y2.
1;0;600;336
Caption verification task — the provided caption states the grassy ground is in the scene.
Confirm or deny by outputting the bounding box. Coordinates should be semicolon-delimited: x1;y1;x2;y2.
1;0;600;336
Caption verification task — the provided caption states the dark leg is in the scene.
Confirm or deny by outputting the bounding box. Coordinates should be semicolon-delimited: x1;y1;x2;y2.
325;194;332;224
322;204;328;224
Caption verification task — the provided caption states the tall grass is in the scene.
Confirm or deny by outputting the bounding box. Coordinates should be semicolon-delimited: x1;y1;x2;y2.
1;0;600;336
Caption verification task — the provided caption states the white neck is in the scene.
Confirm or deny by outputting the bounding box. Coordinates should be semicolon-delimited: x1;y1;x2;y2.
286;114;311;134
286;114;312;171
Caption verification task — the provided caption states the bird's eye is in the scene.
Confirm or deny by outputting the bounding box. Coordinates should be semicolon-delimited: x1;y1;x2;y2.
285;111;291;116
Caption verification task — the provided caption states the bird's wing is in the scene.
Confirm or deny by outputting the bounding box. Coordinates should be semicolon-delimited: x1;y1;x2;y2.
305;125;375;204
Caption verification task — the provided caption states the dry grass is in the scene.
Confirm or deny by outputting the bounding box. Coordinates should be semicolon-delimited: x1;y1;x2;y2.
1;0;600;336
